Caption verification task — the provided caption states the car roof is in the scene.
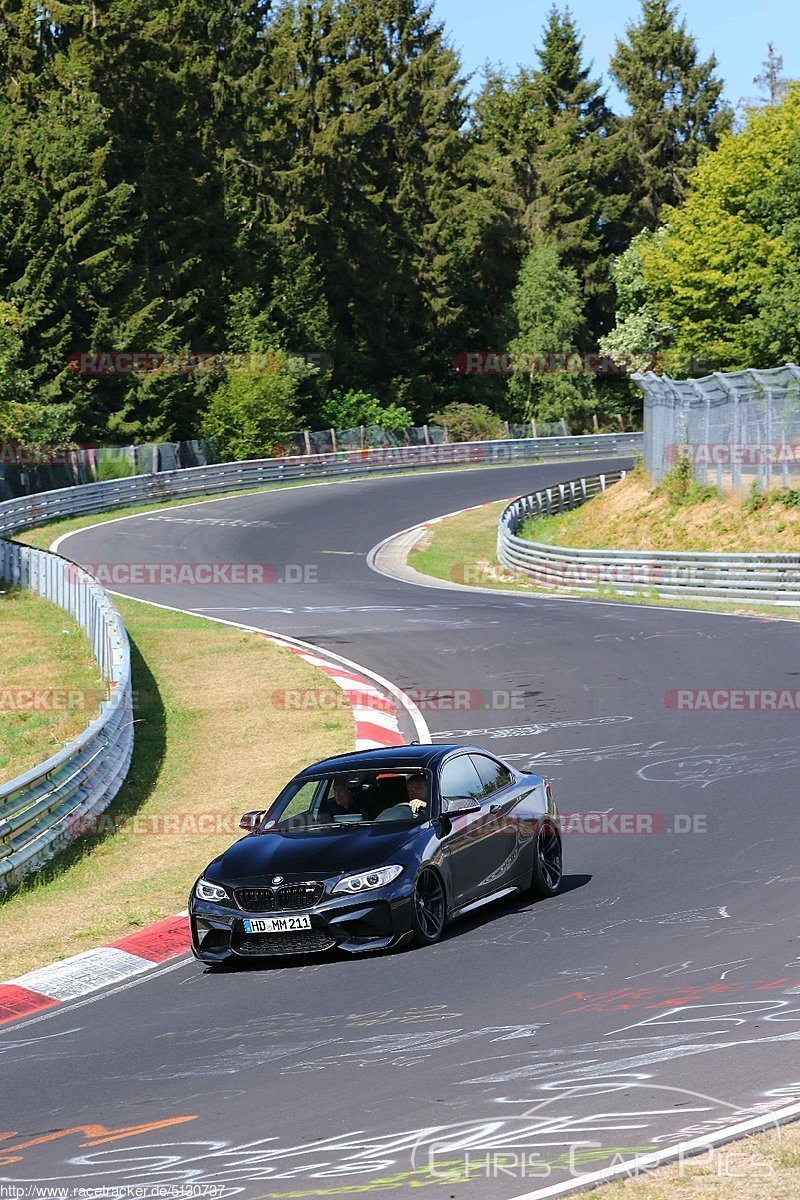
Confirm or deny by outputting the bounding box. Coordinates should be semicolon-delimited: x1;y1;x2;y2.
298;743;487;776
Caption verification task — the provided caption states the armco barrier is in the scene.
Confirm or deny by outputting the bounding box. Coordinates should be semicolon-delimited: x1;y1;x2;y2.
498;470;800;605
0;542;132;890
0;432;638;887
0;433;641;538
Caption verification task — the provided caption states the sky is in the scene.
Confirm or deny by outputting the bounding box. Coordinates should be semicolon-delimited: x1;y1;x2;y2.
430;0;800;111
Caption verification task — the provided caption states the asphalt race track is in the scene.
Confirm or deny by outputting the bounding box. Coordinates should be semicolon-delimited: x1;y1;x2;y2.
5;456;800;1200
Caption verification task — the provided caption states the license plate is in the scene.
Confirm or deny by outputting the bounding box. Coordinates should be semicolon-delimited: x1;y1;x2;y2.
243;915;312;933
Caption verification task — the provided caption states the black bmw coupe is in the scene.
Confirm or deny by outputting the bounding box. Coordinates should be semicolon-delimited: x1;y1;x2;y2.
190;743;563;964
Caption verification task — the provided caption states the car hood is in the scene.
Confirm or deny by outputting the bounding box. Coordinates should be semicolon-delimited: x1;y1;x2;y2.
206;824;425;884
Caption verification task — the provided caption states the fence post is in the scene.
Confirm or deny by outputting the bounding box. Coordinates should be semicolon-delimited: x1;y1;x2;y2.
764;375;774;492
304;430;312;456
330;428;337;454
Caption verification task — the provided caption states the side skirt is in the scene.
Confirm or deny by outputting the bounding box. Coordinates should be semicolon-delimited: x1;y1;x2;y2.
449;885;522;922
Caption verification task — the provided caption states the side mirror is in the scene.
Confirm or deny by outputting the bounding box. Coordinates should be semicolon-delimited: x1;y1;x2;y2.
441;795;481;817
240;810;266;832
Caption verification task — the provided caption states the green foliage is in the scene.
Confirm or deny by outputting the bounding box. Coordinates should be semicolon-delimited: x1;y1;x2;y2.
506;242;599;427
0;0;500;439
475;6;631;342
427;403;504;442
640;86;800;372
199;355;307;461
656;452;719;506
320;391;412;435
744;482;800;512
599;231;666;370
743;481;768;512
96;452;135;482
0;0;762;439
0;300;76;444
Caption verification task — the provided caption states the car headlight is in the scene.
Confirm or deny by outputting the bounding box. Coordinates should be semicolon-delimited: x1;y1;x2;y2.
195;877;229;902
332;865;404;895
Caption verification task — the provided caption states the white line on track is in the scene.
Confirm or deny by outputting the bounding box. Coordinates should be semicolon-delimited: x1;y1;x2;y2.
47;459;572;557
0;956;191;1035
506;1096;800;1200
366;512;800;624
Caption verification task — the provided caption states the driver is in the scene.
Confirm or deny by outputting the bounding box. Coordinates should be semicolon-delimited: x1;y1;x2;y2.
405;772;429;816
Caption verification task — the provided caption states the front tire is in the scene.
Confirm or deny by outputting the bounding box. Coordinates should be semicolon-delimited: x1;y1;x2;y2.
529;822;563;898
411;868;447;946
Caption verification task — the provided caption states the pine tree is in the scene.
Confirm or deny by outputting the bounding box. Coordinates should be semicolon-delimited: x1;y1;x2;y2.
253;0;491;413
610;0;732;230
528;7;632;338
474;8;629;345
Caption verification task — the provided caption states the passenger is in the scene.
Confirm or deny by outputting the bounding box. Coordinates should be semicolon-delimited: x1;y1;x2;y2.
325;778;357;818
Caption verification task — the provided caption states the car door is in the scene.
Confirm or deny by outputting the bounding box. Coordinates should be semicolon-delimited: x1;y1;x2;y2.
439;753;501;906
469;753;527;886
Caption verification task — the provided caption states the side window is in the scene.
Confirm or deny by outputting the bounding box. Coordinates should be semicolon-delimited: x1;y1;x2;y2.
279;780;323;824
470;754;513;799
439;755;484;801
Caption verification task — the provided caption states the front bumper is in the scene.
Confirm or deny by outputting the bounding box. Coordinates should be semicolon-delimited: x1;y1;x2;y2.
190;882;416;961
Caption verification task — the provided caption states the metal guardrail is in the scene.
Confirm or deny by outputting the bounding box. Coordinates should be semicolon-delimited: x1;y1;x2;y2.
498;470;800;605
0;542;133;890
0;432;642;537
0;432;639;888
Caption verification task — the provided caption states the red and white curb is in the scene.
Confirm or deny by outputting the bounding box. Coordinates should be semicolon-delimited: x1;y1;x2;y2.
0;640;417;1026
0;914;190;1023
279;643;405;749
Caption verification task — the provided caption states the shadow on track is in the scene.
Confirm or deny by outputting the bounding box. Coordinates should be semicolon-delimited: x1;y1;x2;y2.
197;873;593;975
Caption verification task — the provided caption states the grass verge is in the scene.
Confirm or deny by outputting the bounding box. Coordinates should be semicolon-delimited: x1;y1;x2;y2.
407;500;800;620
520;469;800;553
588;1121;800;1199
0;588;104;784
0;597;352;976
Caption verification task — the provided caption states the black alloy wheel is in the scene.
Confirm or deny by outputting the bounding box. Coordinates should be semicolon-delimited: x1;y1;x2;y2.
530;823;563;898
412;868;447;946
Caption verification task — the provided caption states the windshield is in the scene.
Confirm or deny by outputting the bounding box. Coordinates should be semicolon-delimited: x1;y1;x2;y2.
261;768;432;831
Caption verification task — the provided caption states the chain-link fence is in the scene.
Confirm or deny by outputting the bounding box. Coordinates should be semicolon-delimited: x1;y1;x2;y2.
634;364;800;490
0;421;571;500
